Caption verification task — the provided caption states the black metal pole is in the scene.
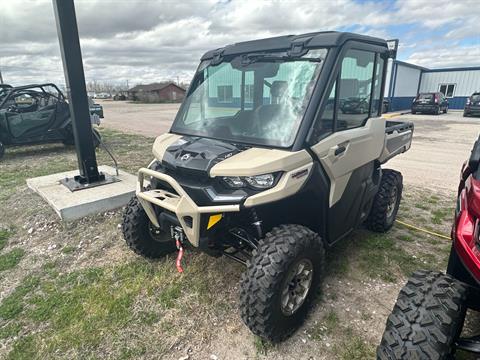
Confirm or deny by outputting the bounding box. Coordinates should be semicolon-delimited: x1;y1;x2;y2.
52;0;102;184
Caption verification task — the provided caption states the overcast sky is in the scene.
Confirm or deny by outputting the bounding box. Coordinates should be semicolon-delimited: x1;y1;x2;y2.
1;0;479;88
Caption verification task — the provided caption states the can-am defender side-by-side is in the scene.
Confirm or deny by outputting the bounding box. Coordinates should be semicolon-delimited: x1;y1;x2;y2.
378;137;480;359
0;83;101;160
122;31;414;342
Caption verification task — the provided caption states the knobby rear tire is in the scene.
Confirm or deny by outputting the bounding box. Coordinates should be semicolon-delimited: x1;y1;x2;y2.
366;169;403;232
377;270;468;359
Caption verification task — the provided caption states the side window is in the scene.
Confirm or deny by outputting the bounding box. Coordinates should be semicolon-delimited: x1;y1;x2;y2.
14;93;38;112
439;84;455;98
337;49;375;131
311;80;336;142
439;84;447;96
372;54;385;116
446;84;455;98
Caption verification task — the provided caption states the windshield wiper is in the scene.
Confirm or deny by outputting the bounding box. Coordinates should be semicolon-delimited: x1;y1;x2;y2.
240;53;322;66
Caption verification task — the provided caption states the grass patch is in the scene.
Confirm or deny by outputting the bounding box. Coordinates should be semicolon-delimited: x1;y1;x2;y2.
431;208;453;224
336;335;376;360
254;336;273;356
0;276;40;320
398;234;414;242
61;245;76;254
310;310;339;339
0;229;13;251
357;234;423;282
1;257;232;358
414;202;430;211
7;334;37;360
0;323;22;340
0;248;25;272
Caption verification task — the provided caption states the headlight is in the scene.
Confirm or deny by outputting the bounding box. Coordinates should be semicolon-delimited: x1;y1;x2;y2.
244;174;275;189
222;176;245;188
222;173;277;190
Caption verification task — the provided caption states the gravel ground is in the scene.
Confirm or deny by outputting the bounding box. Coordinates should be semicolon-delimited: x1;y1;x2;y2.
388;110;480;192
99;100;180;137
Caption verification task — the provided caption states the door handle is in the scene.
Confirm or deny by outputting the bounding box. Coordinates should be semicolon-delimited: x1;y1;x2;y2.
334;145;346;156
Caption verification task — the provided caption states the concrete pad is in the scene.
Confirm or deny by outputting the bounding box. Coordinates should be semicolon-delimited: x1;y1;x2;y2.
27;165;136;221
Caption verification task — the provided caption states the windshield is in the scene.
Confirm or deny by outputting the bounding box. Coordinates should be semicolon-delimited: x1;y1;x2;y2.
417;93;434;100
472;94;480;102
171;49;328;147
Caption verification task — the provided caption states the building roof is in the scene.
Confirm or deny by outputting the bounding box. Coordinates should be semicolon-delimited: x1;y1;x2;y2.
395;59;480;73
201;31;388;60
129;82;185;93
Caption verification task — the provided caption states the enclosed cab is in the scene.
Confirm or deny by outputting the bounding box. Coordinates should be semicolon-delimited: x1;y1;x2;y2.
123;31;413;342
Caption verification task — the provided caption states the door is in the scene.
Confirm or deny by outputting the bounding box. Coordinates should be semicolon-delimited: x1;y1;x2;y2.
310;48;386;242
7;91;57;139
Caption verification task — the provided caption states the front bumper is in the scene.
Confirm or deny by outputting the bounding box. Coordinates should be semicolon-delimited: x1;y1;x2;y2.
136;167;240;247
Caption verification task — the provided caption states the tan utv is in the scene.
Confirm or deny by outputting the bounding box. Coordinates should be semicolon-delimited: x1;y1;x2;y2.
122;31;413;342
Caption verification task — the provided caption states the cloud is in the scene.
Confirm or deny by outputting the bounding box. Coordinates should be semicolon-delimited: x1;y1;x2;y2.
406;44;480;68
0;0;478;87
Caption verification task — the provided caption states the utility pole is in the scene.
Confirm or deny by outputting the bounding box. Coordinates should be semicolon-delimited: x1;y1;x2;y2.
0;68;4;84
53;0;115;190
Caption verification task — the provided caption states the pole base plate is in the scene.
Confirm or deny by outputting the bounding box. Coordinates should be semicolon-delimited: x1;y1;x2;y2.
60;172;120;192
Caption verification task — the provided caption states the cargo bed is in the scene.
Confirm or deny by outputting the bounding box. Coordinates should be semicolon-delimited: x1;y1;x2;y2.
379;120;414;164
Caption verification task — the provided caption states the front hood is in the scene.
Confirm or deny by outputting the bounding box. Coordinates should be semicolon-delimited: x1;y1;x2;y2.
159;135;248;176
152;133;312;178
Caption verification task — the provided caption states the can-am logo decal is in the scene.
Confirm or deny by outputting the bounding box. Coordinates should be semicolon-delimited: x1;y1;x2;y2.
292;169;309;179
181;153;191;161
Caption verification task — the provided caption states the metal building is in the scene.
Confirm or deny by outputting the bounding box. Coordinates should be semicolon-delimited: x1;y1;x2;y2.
386;60;480;111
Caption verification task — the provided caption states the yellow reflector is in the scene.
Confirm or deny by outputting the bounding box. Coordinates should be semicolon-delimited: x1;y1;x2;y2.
207;214;222;229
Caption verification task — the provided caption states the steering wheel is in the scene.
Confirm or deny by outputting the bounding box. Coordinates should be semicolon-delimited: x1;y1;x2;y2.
6;105;18;113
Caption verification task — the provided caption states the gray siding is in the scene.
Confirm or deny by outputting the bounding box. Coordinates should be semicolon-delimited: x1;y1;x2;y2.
420;70;480;96
394;64;421;97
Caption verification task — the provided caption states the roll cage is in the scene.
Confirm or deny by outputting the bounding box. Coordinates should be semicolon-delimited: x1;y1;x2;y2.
0;83;65;109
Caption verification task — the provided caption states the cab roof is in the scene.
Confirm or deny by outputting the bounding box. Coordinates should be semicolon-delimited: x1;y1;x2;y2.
201;31;388;60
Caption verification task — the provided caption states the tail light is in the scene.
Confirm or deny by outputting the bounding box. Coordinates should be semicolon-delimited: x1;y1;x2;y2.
466;98;471;105
434;94;439;103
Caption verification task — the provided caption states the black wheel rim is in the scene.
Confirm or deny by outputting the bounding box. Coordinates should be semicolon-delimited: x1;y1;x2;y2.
148;223;170;243
386;186;398;218
281;259;314;316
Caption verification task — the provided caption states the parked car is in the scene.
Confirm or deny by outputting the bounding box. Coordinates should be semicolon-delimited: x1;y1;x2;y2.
382;98;390;113
464;92;480;117
95;93;110;99
378;136;480;359
88;97;104;118
340;96;370;114
411;92;448;115
0;83;100;159
113;93;126;101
